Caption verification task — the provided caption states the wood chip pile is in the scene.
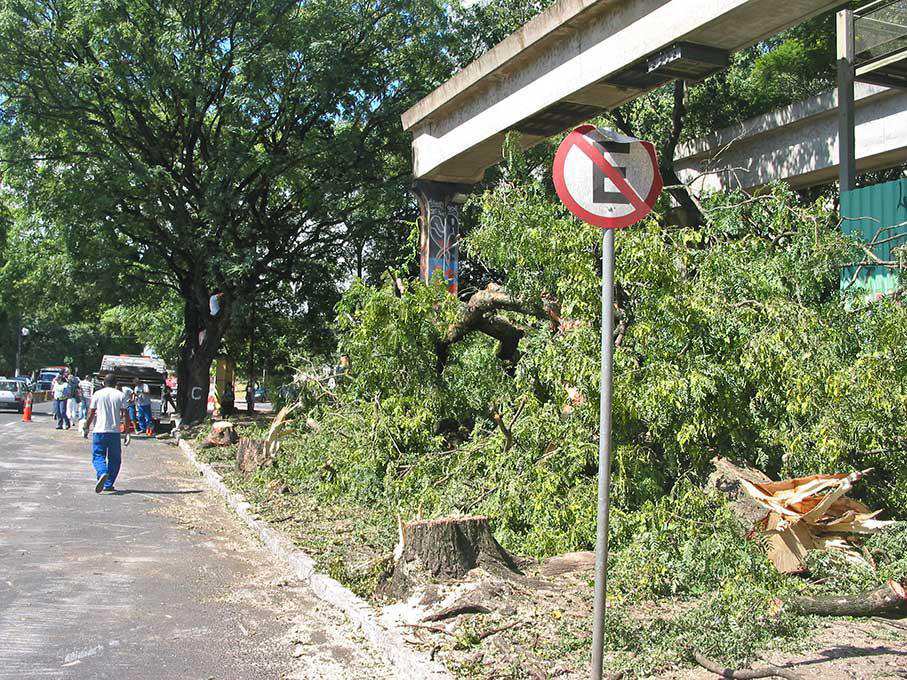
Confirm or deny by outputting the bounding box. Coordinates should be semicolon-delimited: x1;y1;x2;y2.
738;468;893;573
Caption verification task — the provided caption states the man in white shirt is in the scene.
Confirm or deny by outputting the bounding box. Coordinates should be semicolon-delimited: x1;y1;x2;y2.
85;374;131;493
121;382;136;432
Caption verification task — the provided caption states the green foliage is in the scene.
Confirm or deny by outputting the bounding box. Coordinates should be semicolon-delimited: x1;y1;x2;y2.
805;521;907;594
273;158;906;569
0;0;462;409
0;208;137;373
609;485;782;599
101;297;184;366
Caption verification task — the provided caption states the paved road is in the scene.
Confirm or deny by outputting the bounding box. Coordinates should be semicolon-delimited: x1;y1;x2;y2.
0;404;392;680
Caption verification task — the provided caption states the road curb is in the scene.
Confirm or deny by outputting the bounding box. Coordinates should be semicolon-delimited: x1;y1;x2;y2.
176;439;450;680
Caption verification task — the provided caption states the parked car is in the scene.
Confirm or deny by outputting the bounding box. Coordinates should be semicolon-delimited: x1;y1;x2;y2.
0;379;26;413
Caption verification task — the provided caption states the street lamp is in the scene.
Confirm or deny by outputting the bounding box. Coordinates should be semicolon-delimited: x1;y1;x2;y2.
15;327;29;377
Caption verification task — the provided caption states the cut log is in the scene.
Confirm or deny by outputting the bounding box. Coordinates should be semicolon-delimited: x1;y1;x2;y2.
236;437;270;475
201;420;237;447
385;516;520;596
786;579;907;618
691;651;805;679
540;551;596;578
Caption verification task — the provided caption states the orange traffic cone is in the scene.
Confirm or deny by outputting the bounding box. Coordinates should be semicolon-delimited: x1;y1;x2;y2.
21;393;32;422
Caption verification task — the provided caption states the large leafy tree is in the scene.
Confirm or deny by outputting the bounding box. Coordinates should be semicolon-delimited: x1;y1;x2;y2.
0;0;457;420
0;206;138;374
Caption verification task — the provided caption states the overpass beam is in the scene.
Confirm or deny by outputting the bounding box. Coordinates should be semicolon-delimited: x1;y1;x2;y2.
838;8;856;192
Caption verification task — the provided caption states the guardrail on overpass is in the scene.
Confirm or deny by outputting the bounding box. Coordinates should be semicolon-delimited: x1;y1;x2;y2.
674;83;907;192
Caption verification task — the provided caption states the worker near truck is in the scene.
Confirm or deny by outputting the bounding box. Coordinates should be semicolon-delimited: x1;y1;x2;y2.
121;382;137;429
134;379;154;435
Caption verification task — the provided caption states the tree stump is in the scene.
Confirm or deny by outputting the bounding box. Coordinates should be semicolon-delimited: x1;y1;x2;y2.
236;437;270;475
202;420;237;447
540;550;596;578
384;516;520;596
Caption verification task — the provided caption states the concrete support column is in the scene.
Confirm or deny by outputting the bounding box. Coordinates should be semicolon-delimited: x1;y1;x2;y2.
837;8;856;193
413;180;468;295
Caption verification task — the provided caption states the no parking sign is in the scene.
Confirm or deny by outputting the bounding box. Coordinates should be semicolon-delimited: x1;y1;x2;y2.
554;125;663;680
553;124;662;230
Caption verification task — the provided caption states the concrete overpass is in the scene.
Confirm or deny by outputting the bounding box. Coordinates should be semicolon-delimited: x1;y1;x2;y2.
674;83;907;192
402;0;843;291
403;0;842;185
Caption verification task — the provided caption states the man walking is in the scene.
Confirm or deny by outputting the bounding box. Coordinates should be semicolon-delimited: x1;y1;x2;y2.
67;369;81;427
122;381;136;431
51;372;70;429
84;374;130;493
78;373;95;438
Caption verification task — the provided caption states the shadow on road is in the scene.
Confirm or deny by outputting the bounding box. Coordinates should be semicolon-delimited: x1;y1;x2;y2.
111;489;205;496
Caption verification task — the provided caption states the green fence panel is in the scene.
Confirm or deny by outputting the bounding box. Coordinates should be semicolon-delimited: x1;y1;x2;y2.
840;177;907;296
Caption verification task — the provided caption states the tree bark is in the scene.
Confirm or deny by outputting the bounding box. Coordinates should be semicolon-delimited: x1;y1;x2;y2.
661;81;704;226
176;284;230;424
385;516;520;596
691;651;805;680
236;437;269;474
435;284;546;373
786;580;907;618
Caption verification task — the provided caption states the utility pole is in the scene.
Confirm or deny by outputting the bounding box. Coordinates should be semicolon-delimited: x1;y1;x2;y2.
837;8;856;193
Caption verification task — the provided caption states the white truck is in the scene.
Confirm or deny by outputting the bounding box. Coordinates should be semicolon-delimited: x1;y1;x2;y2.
99;355;168;393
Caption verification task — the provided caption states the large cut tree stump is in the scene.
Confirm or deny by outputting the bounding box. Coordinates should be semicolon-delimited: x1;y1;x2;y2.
385;516;520;596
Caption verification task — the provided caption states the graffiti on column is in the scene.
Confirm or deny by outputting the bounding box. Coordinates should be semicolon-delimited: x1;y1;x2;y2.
416;181;463;295
426;201;460;293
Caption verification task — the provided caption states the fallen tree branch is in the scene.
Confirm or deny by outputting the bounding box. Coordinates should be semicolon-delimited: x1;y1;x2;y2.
872;616;907;632
476;619;524;641
421;603;492;623
785;580;907;618
691;651;805;679
435;284;548;372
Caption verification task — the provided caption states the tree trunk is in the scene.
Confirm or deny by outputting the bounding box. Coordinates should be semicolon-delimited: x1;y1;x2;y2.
786;580;907;618
236;437;269;474
384;516;520;596
176;285;230;424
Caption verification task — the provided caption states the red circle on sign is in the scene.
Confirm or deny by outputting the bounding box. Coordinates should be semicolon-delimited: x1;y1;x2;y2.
553;124;663;229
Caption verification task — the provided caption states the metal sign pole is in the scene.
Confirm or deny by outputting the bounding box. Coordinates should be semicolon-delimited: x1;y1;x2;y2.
590;227;615;680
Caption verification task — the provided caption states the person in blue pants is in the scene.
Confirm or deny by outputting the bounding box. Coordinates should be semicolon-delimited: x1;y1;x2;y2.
51;373;71;429
134;380;154;434
84;373;130;493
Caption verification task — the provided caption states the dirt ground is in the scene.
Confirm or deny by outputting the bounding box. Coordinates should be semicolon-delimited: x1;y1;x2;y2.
379;559;907;679
189;434;907;680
